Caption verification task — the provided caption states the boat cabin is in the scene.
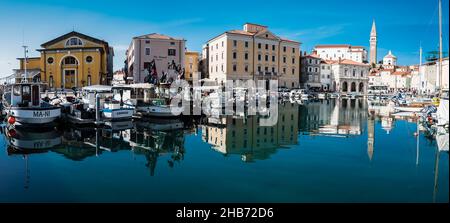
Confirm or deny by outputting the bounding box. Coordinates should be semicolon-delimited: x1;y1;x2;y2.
3;83;43;108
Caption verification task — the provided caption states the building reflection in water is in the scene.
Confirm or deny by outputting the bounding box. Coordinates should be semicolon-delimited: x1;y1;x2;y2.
201;102;299;162
299;99;367;136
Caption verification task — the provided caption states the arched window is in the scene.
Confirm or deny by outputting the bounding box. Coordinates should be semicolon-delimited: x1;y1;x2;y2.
66;37;83;46
63;56;78;65
49;75;54;88
359;82;364;92
351;82;356;92
87;75;92;86
342;81;348;92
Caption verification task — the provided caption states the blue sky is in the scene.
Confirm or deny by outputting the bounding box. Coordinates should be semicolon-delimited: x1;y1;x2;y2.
0;0;448;77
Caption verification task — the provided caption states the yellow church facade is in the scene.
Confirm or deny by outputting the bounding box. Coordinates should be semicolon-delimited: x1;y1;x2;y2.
19;31;113;89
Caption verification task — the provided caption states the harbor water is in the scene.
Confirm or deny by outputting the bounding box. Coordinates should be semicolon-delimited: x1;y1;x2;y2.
0;99;448;202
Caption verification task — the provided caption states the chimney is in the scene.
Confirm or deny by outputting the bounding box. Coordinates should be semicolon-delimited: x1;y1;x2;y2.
243;23;267;33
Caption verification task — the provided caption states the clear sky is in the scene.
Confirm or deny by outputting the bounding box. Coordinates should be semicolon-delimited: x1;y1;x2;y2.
0;0;448;77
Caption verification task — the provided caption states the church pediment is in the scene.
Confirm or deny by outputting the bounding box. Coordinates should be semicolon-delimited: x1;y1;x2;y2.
41;31;108;49
254;30;280;41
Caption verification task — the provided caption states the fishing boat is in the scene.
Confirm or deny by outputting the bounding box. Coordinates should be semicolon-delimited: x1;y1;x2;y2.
292;89;309;100
102;85;135;120
64;85;133;125
329;93;339;99
318;93;328;99
2;46;61;127
121;83;184;117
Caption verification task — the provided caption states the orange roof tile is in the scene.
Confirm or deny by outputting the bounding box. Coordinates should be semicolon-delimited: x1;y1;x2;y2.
280;37;300;44
315;44;351;48
304;53;321;59
134;33;183;40
391;71;411;76
339;59;370;66
226;30;254;36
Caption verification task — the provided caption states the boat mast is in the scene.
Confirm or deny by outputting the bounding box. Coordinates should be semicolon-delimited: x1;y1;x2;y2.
438;0;443;95
22;45;28;83
419;44;423;95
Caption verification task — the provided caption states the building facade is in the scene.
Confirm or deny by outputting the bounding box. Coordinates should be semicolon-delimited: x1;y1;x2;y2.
126;33;186;83
184;51;199;82
418;58;449;94
16;31;113;89
368;50;415;92
206;23;301;88
199;44;210;80
300;52;322;90
320;60;333;91
330;59;370;94
314;44;367;63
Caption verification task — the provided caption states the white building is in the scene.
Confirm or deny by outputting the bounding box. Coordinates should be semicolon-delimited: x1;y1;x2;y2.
383;50;397;66
418;58;449;94
314;44;368;63
126;33;186;83
329;59;370;94
368;50;413;92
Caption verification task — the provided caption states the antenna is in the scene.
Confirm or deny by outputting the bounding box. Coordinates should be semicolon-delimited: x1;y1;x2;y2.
21;45;28;83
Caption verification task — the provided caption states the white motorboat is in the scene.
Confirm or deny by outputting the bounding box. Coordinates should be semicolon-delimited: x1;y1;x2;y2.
329;93;339;99
435;89;449;127
318;93;327;99
102;85;135;120
121;83;184;117
393;106;424;112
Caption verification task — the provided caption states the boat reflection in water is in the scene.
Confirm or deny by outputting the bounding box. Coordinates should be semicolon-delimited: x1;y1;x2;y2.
127;119;185;175
2;126;63;189
201;102;299;162
3;126;62;153
2;117;187;180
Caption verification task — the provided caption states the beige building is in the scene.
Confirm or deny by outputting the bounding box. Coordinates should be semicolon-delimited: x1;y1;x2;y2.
184;51;199;82
126;33;186;83
206;23;301;88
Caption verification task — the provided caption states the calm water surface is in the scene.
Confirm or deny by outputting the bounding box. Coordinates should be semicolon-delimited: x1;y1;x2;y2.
0;99;448;202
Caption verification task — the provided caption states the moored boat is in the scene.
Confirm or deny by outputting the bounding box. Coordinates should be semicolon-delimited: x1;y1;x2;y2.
2;82;61;126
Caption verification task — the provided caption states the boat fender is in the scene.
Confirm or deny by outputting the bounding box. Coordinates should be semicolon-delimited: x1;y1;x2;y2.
7;116;15;125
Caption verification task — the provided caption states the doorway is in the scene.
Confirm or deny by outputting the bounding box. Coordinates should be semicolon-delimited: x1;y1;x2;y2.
32;85;40;106
64;69;76;89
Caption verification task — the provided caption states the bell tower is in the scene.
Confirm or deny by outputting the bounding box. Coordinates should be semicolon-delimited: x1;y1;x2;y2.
370;20;377;65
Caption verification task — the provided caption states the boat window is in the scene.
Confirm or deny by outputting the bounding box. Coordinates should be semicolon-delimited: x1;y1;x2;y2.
13;85;21;96
22;85;31;102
